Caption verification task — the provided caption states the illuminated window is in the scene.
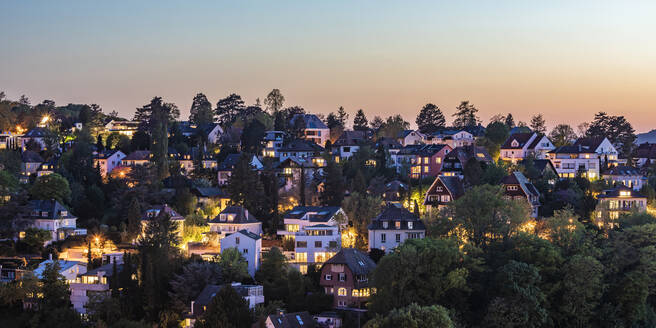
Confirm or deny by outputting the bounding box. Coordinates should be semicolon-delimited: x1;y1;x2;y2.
352;289;360;297
286;224;299;232
338;288;347;296
395;221;401;229
423;157;429;164
423;166;429;173
283;167;293;175
296;252;307;263
436;157;441;164
476;153;485;158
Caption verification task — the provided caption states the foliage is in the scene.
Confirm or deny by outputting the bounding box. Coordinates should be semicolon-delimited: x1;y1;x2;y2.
586;111;636;156
23;227;51;251
530;114;547;134
216;93;245;126
320;159;345;206
452;101;480;128
365;303;454;328
194;285;252;328
376;115;410;139
415;103;446;134
29;173;71;203
264;89;285;113
549;124;576;147
342;192;382;250
189;93;215;126
168;261;222;313
218;247;250;283
353;109;369;131
254;247;289;303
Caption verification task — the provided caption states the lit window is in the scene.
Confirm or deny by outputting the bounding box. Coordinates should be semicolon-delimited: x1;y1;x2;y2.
395;221;401;229
352;289;360;297
338;288;347;296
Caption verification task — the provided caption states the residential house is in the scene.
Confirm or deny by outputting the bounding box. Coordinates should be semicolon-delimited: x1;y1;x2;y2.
209;206;263;238
574;137;619;166
423;175;465;212
34;258;86;283
501;171;541;218
603;166;646;191
70;262;122;314
368;204;426;253
93;150;126;177
314;312;342;328
104;120;140;136
20;127;48;151
548;145;600;179
500;133;555;163
262;131;286;158
265;311;316;328
397;130;424;146
393;144;452;179
594;186;647;229
140;204;185;238
191;187;231;212
16;200;86;244
278;206;345;273
36;158;57;177
424;129;475;148
369;180;408;205
0;131;21;149
186;283;264;327
320;248;377;308
518;159;558;182
217;153;263;186
0;257;28;283
635;143;656;167
333;130;367;160
168;147;194;176
121;150;151;167
278;139;325;163
20;150;43;182
290;114;330;146
440;145;493;177
220;230;262;276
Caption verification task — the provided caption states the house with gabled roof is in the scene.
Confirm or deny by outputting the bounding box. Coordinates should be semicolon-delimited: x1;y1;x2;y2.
319;248;377;308
93;150;126;177
500;132;554;163
440;145;493;177
20;127;48;151
423;175;465;212
265;311;316;328
262;130;286;158
34;258;86;283
397;129;424;146
290;114;330;146
15;199;86;244
574;136;619;166
333;130;367;160
548;145;601;179
21;150;43;182
121;150;151;167
602;166;646;191
209;206;262;238
423;129;474;148
368;204;425;253
594;185;647;229
501;171;541;218
392;144;452;179
220;230;262;276
278;139;325;163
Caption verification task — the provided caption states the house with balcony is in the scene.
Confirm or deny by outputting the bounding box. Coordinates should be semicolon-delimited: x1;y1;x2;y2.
15;200;86;244
104;120;140;136
319;248;377;308
501;171;541;218
262;131;286;158
603;166;647;191
93;150;126;177
397;130;424;146
392;144;452;179
209;206;262;239
367;204;425;253
278;206;345;273
290;114;330;146
548;145;600;179
500;133;555;163
440;145;493;177
423;129;475;148
594;186;647;229
220;230;261;277
333;130;367;161
121;150;151;167
423;175;465;212
70;262;122;314
574;137;619;167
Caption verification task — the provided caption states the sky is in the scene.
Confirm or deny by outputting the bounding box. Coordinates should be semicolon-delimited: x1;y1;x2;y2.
1;1;655;132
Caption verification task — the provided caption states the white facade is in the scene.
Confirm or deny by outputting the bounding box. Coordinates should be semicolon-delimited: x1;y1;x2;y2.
336;145;361;160
94;150;126;177
289;225;340;265
33;259;86;283
368;228;424;253
209;221;262;238
220;231;261;277
549;151;600;179
399;130;424;146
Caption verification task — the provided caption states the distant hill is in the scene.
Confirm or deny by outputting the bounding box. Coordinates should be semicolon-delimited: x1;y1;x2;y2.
636;130;656;144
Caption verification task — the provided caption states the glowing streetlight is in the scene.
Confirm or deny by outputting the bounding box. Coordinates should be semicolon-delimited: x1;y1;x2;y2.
41;115;50;124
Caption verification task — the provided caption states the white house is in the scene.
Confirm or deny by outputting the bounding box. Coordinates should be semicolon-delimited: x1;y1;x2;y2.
424;130;474;148
397;130;424;146
603;166;647;191
104;120;140;136
290;114;330;146
217;154;263;186
500;132;555;163
33;258;86;283
277;206;345;273
16;200;86;244
574;137;619;165
209;206;263;238
186;283;264;327
220;230;262;277
548;145;600;179
262;131;286;158
367;204;425;253
70;262;121;314
333;130;366;160
93;150;126;177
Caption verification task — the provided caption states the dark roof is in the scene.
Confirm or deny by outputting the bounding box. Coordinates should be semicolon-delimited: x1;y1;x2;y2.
324;248;376;276
604;166;642;176
597;185;646;199
574;137;606;151
21;150;43;163
375;137;402;149
334;130;367;147
527;134;548;150
519;159;555;173
398;129;417;138
501;171;540;201
195;283;262;306
226;229;261;240
397;144;448;156
462;124;486;137
549;145;596;154
123;150;151;161
439;176;465;198
23;127;48;138
283;206;342;222
192;187;229;198
217;153;242;170
94;150;123;159
445;145;493;164
267;311;315;328
141;204;183;221
26;200;76;220
280;139;325;152
502;133;534;149
210;206;259;224
368;204;425;230
635;143;656;159
291;114;328;130
384;180;408;192
82;262;122;278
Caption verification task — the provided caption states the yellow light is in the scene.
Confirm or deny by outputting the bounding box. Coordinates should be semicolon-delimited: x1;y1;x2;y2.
41;115;50;124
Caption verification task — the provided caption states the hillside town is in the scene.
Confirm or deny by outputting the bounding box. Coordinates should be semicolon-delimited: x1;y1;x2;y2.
1;90;656;328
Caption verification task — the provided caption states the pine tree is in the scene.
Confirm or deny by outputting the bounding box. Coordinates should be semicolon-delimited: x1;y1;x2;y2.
416;103;446;134
126;197;142;241
321;160;345;206
189;93;214;126
530;114;547;134
215;93;245;126
353;109;369;131
505;113;515;128
452;101;480;129
337;106;349;127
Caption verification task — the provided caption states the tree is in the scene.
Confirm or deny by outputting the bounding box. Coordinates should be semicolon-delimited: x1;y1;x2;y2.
218;248;249;283
586;112;636;156
169;261;223;313
264;89;285;114
369;238;477;314
365;303;454;328
549;124;576;147
452;101;480;128
530;114;546;134
463;158;483;186
241;119;266;153
370;116;385;131
95;134;104;153
320;160;345;206
377;115;410;139
195;284;252;328
342;192;382;249
135;97;176;179
337;106;349;127
504;113;515;128
31;261;83;328
23;228;51;251
215;93;245;126
29;173;71;203
0;170;19;202
254;247;289;302
416;103;446;134
353;109;369;131
557;255;604;328
189;93;214;126
227;154;266;214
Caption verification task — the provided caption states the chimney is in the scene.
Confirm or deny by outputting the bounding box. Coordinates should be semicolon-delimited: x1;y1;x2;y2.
49;253;52;261
190;301;195;315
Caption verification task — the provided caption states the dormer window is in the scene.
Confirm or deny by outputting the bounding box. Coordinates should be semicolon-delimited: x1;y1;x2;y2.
511;140;519;147
60;211;67;217
382;221;388;229
507;186;518;191
395;221;401;229
408;221;413;229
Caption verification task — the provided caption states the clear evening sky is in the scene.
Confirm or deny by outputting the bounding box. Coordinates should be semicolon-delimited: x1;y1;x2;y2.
1;1;655;132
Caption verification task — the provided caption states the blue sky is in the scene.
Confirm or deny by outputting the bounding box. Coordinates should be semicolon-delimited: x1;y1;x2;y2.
1;1;655;131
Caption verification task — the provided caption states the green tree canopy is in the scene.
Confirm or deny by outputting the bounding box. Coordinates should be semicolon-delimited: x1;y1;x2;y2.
194;285;252;328
416;103;446;134
365;303;454;328
29;173;71;203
